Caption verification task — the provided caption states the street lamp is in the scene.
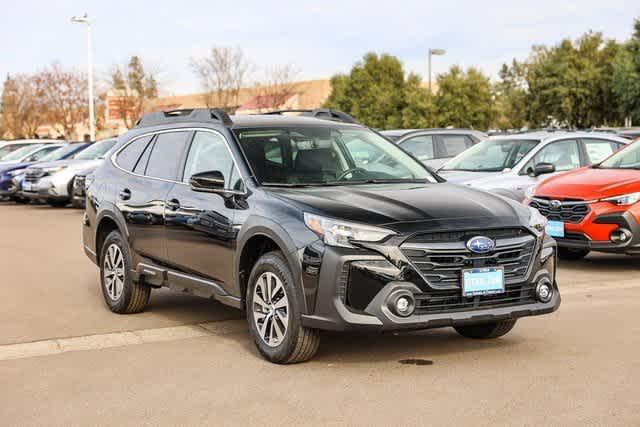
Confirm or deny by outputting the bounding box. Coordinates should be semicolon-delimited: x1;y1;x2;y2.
428;48;446;94
70;13;95;141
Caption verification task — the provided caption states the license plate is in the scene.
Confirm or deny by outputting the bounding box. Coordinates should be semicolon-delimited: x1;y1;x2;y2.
462;267;505;297
546;220;565;238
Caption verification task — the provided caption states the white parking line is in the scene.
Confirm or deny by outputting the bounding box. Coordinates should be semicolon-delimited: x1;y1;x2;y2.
0;320;247;362
1;281;639;363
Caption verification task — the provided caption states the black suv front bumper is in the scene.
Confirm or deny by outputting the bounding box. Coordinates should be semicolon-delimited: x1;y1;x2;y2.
301;231;559;332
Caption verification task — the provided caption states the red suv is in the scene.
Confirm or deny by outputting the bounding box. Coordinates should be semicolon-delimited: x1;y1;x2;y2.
526;141;640;260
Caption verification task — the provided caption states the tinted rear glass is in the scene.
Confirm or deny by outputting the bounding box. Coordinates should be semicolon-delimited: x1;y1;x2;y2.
144;132;190;180
116;135;154;172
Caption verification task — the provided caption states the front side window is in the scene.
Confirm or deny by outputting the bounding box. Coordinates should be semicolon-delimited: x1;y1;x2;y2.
599;140;640;169
442;139;539;172
25;145;62;162
583;139;620;164
530;139;580;172
183;131;236;188
401;135;435;161
145;132;190;180
234;126;436;185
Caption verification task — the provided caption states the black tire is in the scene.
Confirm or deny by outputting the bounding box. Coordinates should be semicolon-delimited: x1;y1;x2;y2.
246;251;320;364
12;197;28;204
454;319;517;339
99;230;150;314
558;247;590;260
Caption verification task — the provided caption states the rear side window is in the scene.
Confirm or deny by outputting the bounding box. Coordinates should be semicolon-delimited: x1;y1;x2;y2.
583;139;621;164
145;132;190;180
401;135;435;160
133;139;154;175
116;135;153;172
441;135;473;157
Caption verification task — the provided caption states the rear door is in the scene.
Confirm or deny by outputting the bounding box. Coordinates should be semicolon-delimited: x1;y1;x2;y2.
164;129;243;288
115;131;190;263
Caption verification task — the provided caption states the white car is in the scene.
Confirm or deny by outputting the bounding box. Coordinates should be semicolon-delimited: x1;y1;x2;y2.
22;139;117;207
438;131;629;201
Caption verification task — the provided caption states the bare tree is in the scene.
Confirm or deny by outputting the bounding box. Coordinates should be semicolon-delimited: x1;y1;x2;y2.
35;63;88;138
257;64;300;111
1;74;46;138
189;47;251;111
109;56;160;129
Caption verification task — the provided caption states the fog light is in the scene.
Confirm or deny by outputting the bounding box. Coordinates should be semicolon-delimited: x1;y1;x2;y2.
536;279;553;303
387;291;416;317
610;229;632;243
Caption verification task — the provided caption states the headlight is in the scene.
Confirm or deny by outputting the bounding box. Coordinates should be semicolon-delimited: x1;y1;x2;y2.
7;169;26;177
44;166;67;174
304;213;395;248
601;192;640;206
524;185;536;200
528;206;547;234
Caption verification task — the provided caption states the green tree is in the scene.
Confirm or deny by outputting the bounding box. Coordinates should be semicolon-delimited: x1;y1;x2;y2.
612;19;640;125
401;74;438;128
525;32;621;128
435;66;495;130
494;60;528;130
325;53;407;128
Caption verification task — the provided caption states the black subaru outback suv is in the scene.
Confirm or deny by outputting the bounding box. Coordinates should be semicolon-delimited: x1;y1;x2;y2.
82;108;560;363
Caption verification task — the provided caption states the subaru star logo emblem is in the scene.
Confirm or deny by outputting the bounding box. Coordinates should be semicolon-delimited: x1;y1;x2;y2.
550;200;562;209
466;236;495;254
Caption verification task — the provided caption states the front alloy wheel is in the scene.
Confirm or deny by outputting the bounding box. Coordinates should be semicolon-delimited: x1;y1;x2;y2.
103;244;125;301
252;272;289;347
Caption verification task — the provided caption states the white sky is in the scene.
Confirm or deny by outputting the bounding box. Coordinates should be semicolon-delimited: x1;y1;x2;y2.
1;0;638;95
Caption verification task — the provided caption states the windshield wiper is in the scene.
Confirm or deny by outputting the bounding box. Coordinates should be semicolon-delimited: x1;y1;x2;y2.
261;182;320;188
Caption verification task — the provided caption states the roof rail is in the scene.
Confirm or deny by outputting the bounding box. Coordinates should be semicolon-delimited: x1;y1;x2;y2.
261;109;359;124
134;108;233;128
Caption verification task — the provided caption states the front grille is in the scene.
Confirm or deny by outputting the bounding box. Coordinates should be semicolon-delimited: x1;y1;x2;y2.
529;198;590;223
407;228;525;244
402;233;536;288
414;283;537;315
24;168;46;183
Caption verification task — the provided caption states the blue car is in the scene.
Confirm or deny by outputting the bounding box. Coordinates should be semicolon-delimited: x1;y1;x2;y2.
0;142;90;202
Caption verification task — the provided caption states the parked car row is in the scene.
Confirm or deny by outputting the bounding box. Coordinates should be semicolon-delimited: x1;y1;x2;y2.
0;138;117;206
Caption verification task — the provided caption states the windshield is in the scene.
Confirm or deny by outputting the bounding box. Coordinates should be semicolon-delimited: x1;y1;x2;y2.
234;126;437;185
441;138;540;172
598;141;640;169
37;144;81;162
73;139;117;160
1;144;45;161
0;144;30;159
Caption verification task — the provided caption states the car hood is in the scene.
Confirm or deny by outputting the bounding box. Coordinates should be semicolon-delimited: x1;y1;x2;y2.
266;183;530;233
437;170;501;184
0;162;33;174
535;167;640;200
26;159;102;172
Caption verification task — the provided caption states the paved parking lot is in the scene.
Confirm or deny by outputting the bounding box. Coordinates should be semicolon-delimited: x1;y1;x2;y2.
1;201;639;426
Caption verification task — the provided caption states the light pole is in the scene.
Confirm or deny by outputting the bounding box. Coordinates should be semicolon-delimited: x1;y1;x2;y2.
71;13;95;141
428;48;446;94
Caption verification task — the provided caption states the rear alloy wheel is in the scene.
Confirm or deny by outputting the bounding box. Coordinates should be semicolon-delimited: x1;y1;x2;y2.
454;319;517;339
99;230;150;314
247;252;320;364
558;247;590;261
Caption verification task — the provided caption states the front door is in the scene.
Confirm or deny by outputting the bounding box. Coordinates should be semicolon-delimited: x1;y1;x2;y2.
164;130;244;288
